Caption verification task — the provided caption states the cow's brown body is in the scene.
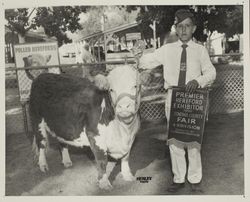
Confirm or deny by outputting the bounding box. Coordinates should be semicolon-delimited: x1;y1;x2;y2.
30;73;114;187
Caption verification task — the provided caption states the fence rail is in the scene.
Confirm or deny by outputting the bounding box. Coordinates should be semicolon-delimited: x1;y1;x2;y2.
209;53;243;57
5;56;244;134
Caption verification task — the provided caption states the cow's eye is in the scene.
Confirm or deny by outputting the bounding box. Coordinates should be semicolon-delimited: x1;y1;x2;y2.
109;88;114;93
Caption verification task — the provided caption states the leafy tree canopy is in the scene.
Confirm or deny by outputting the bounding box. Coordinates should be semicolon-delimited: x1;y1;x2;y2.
5;5;243;46
77;6;138;39
5;6;89;46
125;5;243;42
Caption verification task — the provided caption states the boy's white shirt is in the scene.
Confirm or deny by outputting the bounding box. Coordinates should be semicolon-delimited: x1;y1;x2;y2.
139;39;216;89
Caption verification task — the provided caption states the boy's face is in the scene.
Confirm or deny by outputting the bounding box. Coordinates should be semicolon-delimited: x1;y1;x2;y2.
175;17;197;43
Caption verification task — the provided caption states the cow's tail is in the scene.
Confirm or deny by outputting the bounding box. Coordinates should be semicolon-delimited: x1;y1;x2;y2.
32;135;39;164
31;121;50;164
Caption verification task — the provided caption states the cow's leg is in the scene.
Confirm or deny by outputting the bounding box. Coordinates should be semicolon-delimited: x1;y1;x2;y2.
121;152;135;181
38;140;49;172
37;118;49;172
87;130;112;190
60;143;73;168
86;106;112;190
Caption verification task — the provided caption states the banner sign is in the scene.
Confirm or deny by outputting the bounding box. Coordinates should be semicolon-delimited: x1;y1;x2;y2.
167;87;209;144
14;42;60;102
126;32;141;41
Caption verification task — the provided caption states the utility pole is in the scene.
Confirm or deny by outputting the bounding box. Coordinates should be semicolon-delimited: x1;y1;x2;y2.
102;14;108;61
149;20;157;49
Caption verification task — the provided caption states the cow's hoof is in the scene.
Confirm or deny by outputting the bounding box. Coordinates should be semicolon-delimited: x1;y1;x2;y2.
98;174;113;190
98;180;113;190
39;164;49;172
122;172;135;181
62;161;73;168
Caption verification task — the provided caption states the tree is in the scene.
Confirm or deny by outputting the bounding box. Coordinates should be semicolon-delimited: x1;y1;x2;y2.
77;6;138;39
104;6;138;30
77;6;104;38
125;5;243;44
205;6;243;38
5;8;36;43
5;6;89;46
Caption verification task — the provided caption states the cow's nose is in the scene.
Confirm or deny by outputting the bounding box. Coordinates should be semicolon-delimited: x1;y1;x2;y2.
117;103;131;110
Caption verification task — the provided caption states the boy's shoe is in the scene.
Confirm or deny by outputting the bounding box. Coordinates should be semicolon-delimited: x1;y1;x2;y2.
167;182;185;193
190;182;203;193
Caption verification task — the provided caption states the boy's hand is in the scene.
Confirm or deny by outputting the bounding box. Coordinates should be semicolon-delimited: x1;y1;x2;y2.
186;80;199;93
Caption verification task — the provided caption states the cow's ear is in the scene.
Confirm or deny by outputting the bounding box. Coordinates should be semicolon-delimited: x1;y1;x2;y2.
45;55;52;63
99;91;115;126
140;71;152;86
93;74;110;90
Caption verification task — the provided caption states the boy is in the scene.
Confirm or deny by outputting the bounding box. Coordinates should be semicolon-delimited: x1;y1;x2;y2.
138;9;216;193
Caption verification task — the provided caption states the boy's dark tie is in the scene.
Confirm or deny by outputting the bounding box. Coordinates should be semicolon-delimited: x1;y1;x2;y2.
178;44;188;86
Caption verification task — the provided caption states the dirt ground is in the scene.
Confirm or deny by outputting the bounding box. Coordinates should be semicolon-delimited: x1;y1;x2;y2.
5;112;244;196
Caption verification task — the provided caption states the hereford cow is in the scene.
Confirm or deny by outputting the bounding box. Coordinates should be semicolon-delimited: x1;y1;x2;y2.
30;65;145;190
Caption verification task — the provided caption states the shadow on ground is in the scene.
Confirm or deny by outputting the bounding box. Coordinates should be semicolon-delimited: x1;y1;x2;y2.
5;112;244;195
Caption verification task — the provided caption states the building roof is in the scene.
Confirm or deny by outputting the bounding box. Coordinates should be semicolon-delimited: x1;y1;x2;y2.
76;21;139;42
5;25;56;43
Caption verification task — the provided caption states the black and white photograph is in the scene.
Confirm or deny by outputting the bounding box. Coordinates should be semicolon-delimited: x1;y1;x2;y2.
1;0;249;200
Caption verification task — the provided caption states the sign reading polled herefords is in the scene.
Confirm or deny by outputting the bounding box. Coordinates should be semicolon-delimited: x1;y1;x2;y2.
14;42;60;102
167;87;209;144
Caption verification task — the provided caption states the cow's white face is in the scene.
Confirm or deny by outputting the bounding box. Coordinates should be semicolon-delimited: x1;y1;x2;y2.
107;65;140;124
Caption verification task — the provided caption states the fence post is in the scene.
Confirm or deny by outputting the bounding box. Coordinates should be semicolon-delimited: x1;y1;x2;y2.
21;102;29;138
